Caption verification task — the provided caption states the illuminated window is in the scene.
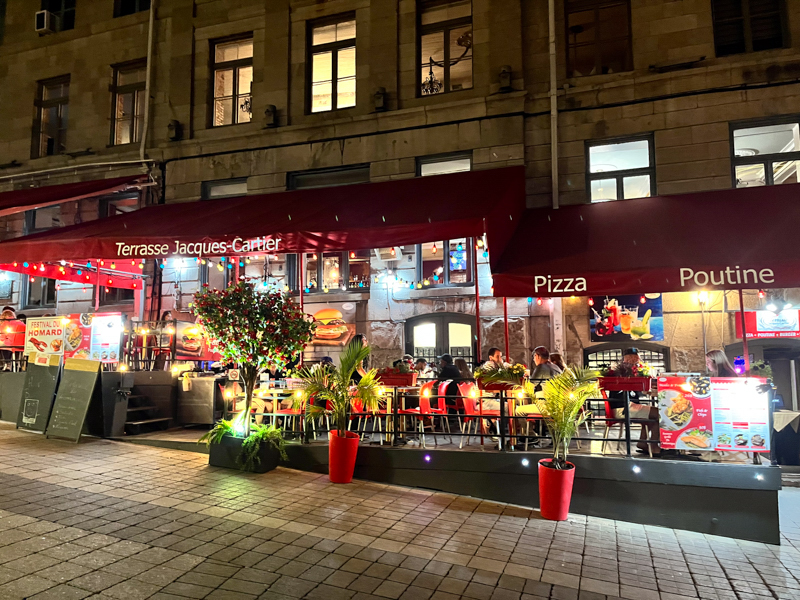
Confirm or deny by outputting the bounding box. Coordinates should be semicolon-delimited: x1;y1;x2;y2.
732;118;800;187
33;76;69;158
419;0;472;96
566;0;632;78
308;16;356;113
212;37;253;126
586;135;655;202
111;62;146;145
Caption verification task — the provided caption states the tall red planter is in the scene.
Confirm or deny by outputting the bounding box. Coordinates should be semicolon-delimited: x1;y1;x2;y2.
538;458;576;521
328;430;360;483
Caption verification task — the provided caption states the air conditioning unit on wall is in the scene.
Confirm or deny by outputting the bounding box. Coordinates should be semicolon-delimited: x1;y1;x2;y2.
35;10;57;34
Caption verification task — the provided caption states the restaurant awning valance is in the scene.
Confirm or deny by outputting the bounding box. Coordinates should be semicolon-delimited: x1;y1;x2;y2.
0;167;525;263
0;175;148;218
491;183;800;298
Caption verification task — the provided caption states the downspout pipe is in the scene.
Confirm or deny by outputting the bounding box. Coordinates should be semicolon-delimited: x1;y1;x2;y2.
548;0;559;209
139;0;157;162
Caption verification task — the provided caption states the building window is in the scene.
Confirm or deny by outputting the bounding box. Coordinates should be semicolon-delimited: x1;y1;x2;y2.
212;37;253;127
732;118;800;187
201;178;248;199
586;135;655;202
566;0;632;77
417;153;472;176
100;287;134;305
418;0;472;96
288;165;369;190
201;258;230;290
711;0;786;57
111;62;146;145
33;76;69;158
308;16;356;113
41;0;75;31
102;195;139;217
25;206;61;234
24;277;57;309
114;0;150;18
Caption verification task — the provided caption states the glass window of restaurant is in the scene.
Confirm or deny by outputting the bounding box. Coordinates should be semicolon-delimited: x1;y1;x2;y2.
586;134;655;202
198;179;248;287
566;0;632;78
406;313;475;364
731;117;800;188
418;0;473;96
584;344;670;374
101;194;139;218
288;166;370;294
211;37;253;127
23;277;57;309
308;15;356;113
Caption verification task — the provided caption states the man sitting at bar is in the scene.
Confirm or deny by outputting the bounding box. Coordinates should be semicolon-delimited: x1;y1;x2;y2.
608;348;660;455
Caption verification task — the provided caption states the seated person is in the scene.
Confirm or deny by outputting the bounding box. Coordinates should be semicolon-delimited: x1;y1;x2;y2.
515;346;561;418
608;348;659;454
414;358;432;376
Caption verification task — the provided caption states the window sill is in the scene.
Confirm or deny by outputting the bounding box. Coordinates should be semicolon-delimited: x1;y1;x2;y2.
295;291;369;303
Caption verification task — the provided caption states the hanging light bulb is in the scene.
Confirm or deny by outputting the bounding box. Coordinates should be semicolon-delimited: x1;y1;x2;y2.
588;298;594;306
536;298;543;306
431;243;437;255
477;238;484;248
245;258;251;264
457;243;463;251
138;263;144;269
217;263;224;272
390;248;396;257
111;262;116;270
640;296;646;304
758;290;765;299
423;279;430;286
350;252;356;259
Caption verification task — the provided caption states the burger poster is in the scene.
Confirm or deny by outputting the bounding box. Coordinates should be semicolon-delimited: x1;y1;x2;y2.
175;320;220;361
309;303;356;346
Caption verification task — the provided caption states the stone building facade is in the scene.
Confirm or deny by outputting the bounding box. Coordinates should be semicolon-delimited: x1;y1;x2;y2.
0;0;798;392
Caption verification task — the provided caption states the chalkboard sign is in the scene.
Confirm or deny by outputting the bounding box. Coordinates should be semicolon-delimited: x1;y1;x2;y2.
16;354;60;433
46;359;101;443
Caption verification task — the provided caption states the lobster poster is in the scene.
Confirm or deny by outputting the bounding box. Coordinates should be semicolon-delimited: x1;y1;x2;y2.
658;376;769;452
24;317;66;356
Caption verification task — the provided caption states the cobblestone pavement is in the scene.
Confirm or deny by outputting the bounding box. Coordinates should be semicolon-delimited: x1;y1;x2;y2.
0;424;799;600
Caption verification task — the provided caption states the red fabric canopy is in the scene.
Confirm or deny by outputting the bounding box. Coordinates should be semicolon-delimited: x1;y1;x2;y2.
491;183;800;298
0;167;525;263
0;175;147;218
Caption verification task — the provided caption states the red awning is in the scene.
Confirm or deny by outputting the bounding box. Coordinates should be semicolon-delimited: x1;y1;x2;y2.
0;167;525;263
0;175;148;218
491;183;800;298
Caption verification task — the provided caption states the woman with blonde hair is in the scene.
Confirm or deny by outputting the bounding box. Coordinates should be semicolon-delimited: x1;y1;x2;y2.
706;350;737;377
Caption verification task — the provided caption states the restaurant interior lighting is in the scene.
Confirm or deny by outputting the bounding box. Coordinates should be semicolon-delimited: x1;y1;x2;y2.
697;290;709;305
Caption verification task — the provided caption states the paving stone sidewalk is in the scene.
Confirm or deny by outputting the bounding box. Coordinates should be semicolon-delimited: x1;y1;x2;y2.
0;423;798;600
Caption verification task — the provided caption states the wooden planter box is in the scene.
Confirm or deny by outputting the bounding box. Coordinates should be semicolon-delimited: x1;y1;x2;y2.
598;377;652;392
377;372;418;387
208;434;281;473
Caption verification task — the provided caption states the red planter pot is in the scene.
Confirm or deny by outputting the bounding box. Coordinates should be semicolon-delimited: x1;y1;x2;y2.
377;373;418;387
328;430;360;484
538;458;576;521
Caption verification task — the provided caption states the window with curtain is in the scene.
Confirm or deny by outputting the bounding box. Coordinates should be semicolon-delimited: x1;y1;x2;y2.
212;37;253;126
308;16;356;113
586;135;655;202
111;62;146;145
418;0;472;96
711;0;786;57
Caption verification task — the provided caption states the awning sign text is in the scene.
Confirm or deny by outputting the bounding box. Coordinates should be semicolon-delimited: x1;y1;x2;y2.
115;237;282;258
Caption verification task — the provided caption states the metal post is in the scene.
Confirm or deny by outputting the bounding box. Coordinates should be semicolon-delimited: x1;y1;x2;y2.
738;288;751;373
94;260;101;311
700;303;707;360
624;396;632;457
498;389;507;451
503;297;510;361
391;388;399;447
474;252;481;365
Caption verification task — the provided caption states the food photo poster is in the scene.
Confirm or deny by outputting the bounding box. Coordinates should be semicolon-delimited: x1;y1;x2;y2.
590;294;664;342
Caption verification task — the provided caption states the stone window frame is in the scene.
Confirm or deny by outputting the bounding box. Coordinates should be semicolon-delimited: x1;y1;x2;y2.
584;133;657;203
564;0;633;79
41;0;75;32
416;0;474;98
110;60;147;147
209;35;254;128
20;276;57;310
305;13;357;114
32;75;70;159
729;115;800;188
114;0;150;18
711;0;788;58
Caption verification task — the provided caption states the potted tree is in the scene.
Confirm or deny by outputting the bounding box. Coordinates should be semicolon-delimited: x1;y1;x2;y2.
296;340;381;483
519;367;599;521
193;280;315;471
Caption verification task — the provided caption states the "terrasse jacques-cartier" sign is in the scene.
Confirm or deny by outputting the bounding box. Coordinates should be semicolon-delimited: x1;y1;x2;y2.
115;237;283;258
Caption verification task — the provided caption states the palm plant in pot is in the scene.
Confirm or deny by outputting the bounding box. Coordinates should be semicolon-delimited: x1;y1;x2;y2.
518;367;599;520
193;279;315;472
295;340;381;483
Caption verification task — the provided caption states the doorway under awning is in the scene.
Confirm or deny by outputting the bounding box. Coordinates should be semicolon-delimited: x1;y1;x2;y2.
490;183;800;298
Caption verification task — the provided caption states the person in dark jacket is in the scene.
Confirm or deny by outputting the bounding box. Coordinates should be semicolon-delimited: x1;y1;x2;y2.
437;354;462;380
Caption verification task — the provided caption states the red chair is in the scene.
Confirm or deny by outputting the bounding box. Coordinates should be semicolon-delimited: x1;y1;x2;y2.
399;381;446;448
601;391;652;457
459;385;500;448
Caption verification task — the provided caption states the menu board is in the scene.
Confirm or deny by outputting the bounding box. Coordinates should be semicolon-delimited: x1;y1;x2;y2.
24;317;66;355
16;354;60;433
46;358;101;443
48;313;123;363
658;376;770;452
735;310;800;339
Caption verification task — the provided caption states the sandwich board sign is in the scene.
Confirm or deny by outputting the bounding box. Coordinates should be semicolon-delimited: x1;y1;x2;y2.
16;353;60;433
46;358;101;443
